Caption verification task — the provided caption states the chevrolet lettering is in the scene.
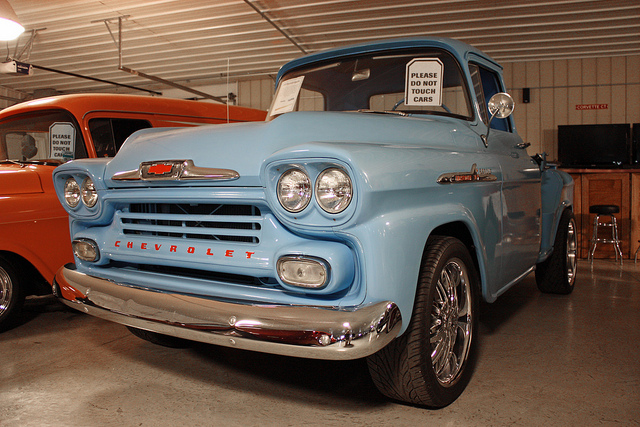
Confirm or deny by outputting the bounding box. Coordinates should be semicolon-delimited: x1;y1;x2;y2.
113;240;256;259
52;38;576;408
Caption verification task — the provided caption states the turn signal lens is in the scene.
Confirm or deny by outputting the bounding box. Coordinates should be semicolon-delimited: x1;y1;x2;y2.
63;177;81;208
81;177;98;208
277;168;311;213
277;256;329;288
315;168;352;213
72;239;100;262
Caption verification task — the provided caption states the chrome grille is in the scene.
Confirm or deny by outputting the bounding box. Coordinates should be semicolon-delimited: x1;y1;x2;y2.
119;203;262;244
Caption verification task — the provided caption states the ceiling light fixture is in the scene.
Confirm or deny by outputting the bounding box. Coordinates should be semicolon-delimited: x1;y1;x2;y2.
0;0;24;41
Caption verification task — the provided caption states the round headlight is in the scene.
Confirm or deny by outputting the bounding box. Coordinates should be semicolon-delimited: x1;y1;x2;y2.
81;177;98;208
315;168;352;213
63;177;81;208
277;168;312;213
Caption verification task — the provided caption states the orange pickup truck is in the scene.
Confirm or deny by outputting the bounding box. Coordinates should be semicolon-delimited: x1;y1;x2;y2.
0;94;265;329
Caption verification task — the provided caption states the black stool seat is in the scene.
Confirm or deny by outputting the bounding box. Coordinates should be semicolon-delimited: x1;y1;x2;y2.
588;204;623;262
589;205;620;215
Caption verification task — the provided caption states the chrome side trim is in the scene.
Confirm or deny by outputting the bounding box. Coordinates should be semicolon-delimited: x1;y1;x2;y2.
53;265;401;360
437;163;497;184
112;159;240;182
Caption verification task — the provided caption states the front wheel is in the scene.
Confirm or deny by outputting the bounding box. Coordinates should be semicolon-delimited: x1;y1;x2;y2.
536;209;577;294
367;236;478;408
0;256;24;331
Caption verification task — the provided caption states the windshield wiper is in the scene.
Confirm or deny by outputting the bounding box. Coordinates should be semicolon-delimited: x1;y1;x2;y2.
355;109;408;117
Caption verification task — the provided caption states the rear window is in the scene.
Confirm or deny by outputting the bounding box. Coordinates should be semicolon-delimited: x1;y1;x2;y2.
89;118;152;157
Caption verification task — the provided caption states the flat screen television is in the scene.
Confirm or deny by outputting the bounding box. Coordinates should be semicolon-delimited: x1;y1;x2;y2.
558;123;631;168
633;123;640;165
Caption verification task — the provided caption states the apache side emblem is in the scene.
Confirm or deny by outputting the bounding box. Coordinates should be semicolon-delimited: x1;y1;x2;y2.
437;164;497;184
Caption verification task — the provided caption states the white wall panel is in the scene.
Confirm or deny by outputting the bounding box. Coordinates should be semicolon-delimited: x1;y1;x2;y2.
501;55;640;160
238;78;274;111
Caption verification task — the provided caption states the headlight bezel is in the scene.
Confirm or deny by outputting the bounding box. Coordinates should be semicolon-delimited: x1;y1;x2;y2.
269;160;356;225
59;172;102;216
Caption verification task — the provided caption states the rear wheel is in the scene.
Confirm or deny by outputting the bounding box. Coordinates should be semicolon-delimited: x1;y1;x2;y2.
127;326;191;348
367;236;478;407
0;256;24;331
536;209;577;294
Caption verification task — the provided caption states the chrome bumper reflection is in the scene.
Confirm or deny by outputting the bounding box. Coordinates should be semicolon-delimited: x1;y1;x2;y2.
53;264;401;360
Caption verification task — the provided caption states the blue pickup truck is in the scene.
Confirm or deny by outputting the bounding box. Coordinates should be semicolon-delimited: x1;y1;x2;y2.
52;37;576;407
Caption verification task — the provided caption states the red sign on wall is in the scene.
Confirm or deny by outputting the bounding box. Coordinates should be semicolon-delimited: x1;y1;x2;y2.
575;104;609;110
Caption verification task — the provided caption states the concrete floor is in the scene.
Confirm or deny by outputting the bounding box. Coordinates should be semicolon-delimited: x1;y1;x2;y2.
1;260;639;426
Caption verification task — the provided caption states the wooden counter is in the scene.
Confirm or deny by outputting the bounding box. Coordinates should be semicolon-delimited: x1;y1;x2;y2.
561;168;640;259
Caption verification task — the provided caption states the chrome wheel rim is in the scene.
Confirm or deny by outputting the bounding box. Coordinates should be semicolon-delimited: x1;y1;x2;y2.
566;218;578;286
0;266;12;316
430;259;473;386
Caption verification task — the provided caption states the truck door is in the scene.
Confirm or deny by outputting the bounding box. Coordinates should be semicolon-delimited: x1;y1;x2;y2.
470;63;542;296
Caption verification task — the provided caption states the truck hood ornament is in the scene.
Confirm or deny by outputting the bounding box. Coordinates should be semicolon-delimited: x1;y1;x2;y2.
112;159;240;181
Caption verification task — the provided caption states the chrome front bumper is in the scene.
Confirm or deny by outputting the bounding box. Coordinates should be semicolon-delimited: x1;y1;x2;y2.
53;264;402;360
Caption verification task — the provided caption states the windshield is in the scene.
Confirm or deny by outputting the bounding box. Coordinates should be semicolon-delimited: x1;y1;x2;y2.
268;48;472;120
0;110;87;162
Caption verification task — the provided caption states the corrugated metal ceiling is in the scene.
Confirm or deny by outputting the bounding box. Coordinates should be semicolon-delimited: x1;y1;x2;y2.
0;0;638;98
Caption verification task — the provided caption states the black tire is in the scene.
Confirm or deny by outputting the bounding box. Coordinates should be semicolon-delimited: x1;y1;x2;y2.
0;255;25;331
127;326;191;348
536;209;577;294
367;236;479;408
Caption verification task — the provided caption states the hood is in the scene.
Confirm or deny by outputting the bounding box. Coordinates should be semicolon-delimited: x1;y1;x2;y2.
104;111;475;187
0;164;46;195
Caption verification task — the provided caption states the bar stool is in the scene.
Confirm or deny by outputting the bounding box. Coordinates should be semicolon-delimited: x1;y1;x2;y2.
588;205;623;262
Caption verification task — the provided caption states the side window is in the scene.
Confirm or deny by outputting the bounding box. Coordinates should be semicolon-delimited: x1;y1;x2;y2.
89;118;152;157
0;110;86;161
469;64;511;132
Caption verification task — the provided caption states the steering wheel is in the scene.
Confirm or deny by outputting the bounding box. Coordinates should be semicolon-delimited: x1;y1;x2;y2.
391;98;405;111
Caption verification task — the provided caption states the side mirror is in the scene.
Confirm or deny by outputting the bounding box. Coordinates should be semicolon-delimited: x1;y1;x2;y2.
481;92;515;147
488;92;515;119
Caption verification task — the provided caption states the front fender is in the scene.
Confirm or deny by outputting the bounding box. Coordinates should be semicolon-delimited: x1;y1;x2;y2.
0;217;72;284
337;202;493;335
264;142;503;322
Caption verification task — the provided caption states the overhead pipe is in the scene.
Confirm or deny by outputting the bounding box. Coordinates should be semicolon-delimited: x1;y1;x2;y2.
5;26;162;96
101;16;227;104
243;0;307;54
117;65;227;103
30;63;162;95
